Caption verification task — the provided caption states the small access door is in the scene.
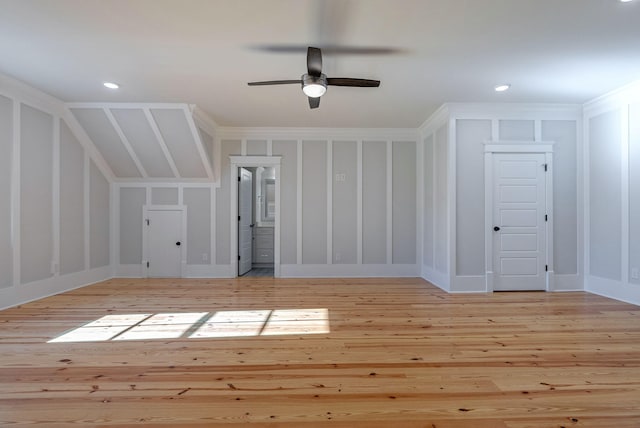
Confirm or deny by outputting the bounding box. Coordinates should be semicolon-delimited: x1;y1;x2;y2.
492;153;547;291
147;209;183;278
238;168;253;276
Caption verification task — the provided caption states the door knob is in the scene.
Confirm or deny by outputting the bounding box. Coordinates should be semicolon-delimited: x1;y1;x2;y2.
176;241;181;246
493;226;500;232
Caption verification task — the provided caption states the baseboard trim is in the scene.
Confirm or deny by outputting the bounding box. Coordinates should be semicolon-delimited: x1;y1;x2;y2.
552;274;583;292
0;266;112;310
421;266;450;292
586;275;640;306
451;275;487;293
280;264;419;278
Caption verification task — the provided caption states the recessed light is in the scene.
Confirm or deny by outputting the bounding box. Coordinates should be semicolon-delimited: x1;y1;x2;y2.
495;84;511;92
620;0;635;3
103;82;119;89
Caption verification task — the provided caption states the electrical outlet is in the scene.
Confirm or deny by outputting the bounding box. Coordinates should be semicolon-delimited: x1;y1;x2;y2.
631;267;639;280
335;173;346;182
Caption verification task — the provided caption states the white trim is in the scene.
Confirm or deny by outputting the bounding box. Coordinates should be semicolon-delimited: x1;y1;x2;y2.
11;98;21;287
0;73;66;117
386;140;393;264
103;108;148;178
182;105;215;180
416;136;424;273
576;117;585;291
110;183;119;276
229;156;282;277
491;119;499;141
422;266;450;292
446;102;583;121
52;116;60;276
621;105;630;283
0;266;112;311
545;152;555;291
451;275;486;293
84;152;90;271
447;118;456;284
67;102;193;110
274;164;282;277
586;275;640;307
241;139;247;156
280;264;419;278
534;120;543;142
142;204;187;278
267;139;273;156
143;108;181;179
210;185;216;268
552;274;582;292
296;140;303;265
356;140;363;265
326;140;333;264
62;109;115;182
484;141;555;153
217;127;418;142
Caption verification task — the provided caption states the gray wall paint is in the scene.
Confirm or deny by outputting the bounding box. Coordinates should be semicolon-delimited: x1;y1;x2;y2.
120;188;145;264
629;104;640;285
455;120;490;275
247;140;267;156
302;141;327;264
72;108;141;178
216;140;241;264
589;110;622;280
0;96;12;288
435;125;449;274
392;141;416;264
112;108;174;178
273;141;297;264
423;135;434;268
59;122;85;275
20;104;53;284
184;188;210;265
542;120;578;275
151;109;207;178
90;161;110;268
362;141;387;264
151;187;179;205
197;127;214;172
499;120;535;141
332;141;357;264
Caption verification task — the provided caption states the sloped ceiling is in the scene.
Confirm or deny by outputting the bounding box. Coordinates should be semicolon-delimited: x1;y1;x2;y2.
1;0;639;128
69;104;214;181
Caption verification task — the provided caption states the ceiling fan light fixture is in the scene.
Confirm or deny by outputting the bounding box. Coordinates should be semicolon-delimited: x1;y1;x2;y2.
302;73;327;98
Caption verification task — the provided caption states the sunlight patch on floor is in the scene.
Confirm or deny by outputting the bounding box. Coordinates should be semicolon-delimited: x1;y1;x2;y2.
48;309;329;343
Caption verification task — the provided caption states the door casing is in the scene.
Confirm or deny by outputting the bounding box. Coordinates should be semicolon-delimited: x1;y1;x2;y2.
484;142;554;292
229;156;281;277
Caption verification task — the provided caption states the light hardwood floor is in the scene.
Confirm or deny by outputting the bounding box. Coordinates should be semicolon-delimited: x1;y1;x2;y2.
1;277;639;427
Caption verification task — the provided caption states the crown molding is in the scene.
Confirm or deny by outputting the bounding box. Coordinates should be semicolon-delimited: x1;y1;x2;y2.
216;126;419;141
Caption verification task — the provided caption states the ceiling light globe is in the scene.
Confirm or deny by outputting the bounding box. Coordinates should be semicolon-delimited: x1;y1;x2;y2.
494;84;511;92
303;83;327;98
103;82;119;89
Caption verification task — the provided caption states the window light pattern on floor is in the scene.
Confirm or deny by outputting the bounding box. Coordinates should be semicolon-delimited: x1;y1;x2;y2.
48;309;329;343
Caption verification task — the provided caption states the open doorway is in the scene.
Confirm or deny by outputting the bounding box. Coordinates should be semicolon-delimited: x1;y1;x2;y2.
230;156;281;278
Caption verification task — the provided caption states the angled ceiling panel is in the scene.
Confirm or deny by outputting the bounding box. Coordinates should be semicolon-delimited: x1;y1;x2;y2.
71;108;141;178
111;109;175;178
197;126;214;172
150;108;207;178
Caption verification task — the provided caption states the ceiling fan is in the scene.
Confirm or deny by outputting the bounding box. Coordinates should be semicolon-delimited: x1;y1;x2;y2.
247;47;380;109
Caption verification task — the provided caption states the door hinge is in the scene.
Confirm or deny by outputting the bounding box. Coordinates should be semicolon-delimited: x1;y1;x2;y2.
544;163;548;172
146;261;150;268
238;255;241;261
238;215;241;221
545;214;548;222
238;176;241;182
146;219;150;226
545;265;548;272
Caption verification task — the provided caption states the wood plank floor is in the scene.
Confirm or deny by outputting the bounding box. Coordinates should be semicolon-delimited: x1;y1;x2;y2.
1;277;639;427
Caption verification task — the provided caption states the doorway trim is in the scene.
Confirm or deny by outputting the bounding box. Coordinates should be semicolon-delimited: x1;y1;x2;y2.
484;141;554;291
142;204;187;278
229;156;282;277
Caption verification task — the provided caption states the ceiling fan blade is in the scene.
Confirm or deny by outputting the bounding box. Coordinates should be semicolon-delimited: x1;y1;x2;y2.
327;78;380;87
251;44;405;56
247;80;301;86
307;47;323;77
308;96;320;109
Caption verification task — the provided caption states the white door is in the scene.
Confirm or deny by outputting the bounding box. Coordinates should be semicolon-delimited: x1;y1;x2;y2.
492;153;547;291
147;210;183;278
238;168;253;276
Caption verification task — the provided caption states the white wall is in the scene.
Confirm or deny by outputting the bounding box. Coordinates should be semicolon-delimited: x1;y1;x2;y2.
0;76;112;310
583;81;640;306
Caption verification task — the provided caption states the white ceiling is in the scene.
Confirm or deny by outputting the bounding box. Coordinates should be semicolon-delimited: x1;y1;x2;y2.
1;0;639;128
